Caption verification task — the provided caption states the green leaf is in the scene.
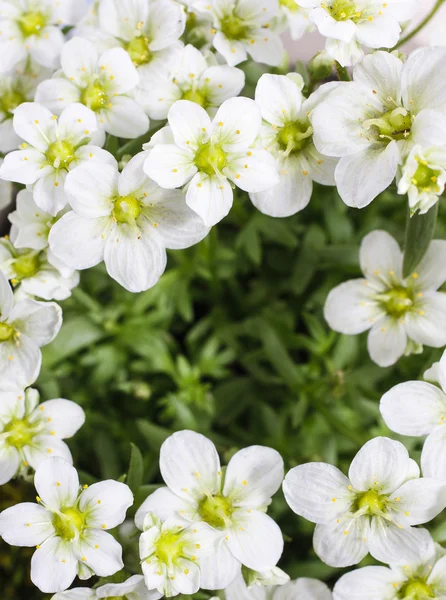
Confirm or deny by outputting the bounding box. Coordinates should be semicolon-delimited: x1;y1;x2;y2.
403;204;438;278
127;443;144;493
137;420;172;451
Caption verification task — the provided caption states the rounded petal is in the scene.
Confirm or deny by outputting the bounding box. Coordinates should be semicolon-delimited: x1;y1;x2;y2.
224;149;279;193
100;97;149;139
0;270;13;319
213;32;247;67
324;279;382;335
144;144;197;189
353;50;403;108
199;537;241;590
31;537;78;593
391;477;446;525
283;463;352;524
0;149;45;185
0;502;54;546
246;31;284;67
159;430;221;502
29;26;65;69
204;65;245;108
24;436;73;470
134;487;194;530
75;528;123;577
348;437;412;494
276;579;332;600
34;456;79;511
60;37;99;88
412;240;446;292
212;97;261;152
380;381;446;436
35;78;80;116
32;399;85;439
360;230;403;288
333;565;403;600
223;446;283;508
367;317;407;368
168;100;212;151
405;292;446;347
422;428;446;480
33;169;69;216
79;480;133;529
9;299;62;346
147;0;186;50
313;518;369;568
255;73;303;127
402;47;446;114
186;172;233;227
0;442;20;485
367;517;432;565
12;102;55;151
65;163;117;218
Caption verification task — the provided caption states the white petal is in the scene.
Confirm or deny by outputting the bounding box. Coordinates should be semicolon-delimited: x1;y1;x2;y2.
0;37;27;73
305;144;337;186
9;299;62;346
99;47;139;94
33;169;69;216
49;212;111;270
24;435;73;470
412;240;446;292
333;565;403;600
204;65;245;108
324;279;382;335
76;528;123;576
29;27;65;69
12;102;55;151
380;381;446;437
335;142;399;208
422;428;446;480
35;78;80;116
411;109;446;148
246;30;284;67
390;478;446;525
213;32;247;67
255;73;304;127
428;553;446;589
359;230;403;287
199;537;241;590
101;96;149;139
98;0;148;39
212;97;261;152
405;292;446;347
0;149;46;185
227;509;283;571
31;399;85;439
186;172;233;227
367;317;407;368
135;487;195;530
57;104;98;144
0;335;41;391
367;517;432;565
96;575;158;600
159;430;221;502
103;222;167;293
348;437;412;494
34;456;79;511
79;480;133;529
51;589;96;600
168;100;211;151
0;442;19;485
0;502;53;546
276;579;332;600
355;15;401;49
148;0;186;50
31;537;78;593
283;463;352;524
224;573;264;600
225;149;279;193
353;51;403;115
65;163;117;218
0;270;13;318
313;518;369;568
0;119;21;154
60;37;99;88
402;47;446;114
172;557;200;595
223;446;283;508
144;144;197;189
310;8;356;42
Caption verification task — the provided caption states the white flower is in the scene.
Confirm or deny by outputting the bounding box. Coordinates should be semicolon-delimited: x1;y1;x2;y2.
0;61;51;154
380;348;446;481
333;529;446;600
0;456;133;593
0;237;79;301
51;574;162;600
297;0;418;66
324;230;446;367
138;44;245;120
250;73;337;217
276;1;314;41
0;387;84;485
8;189;62;251
0;271;62;391
139;512;219;597
135;430;284;590
226;573;332;600
193;0;284;66
0;0;89;72
144;98;279;226
49;151;209;293
398;144;446;215
35;36;150;139
283;436;446;568
311;48;446;208
0;102;114;215
0;160;12;211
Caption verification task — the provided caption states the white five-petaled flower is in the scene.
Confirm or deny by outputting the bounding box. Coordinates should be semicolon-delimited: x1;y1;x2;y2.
135;430;284;590
333;528;446;600
193;0;284;67
144;98;279;226
251;73;338;217
139;512;218;597
0;457;133;593
0;0;89;72
0;102;114;216
0;387;84;485
381;349;446;482
51;574;162;600
226;574;332;600
0;270;62;391
49;151;209;293
283;436;446;568
35;37;150;139
311;49;446;209
397;143;446;215
138;43;245;120
324;230;446;367
297;0;418;66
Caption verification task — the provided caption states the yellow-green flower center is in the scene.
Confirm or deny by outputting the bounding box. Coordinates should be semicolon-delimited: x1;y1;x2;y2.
280;0;299;11
154;531;184;565
81;82;108;112
356;490;386;515
4;418;35;448
379;286;414;319
199;494;233;529
412;160;441;193
182;89;207;107
53;507;86;541
326;0;358;21
13;252;41;279
220;14;249;40
17;11;47;37
126;36;152;66
195;143;227;176
277;121;313;154
368;109;413;142
0;322;14;342
0;88;26;117
113;195;141;224
46;140;76;170
399;580;434;599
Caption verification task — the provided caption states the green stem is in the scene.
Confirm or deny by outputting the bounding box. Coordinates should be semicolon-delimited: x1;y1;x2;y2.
393;0;446;50
335;62;351;82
